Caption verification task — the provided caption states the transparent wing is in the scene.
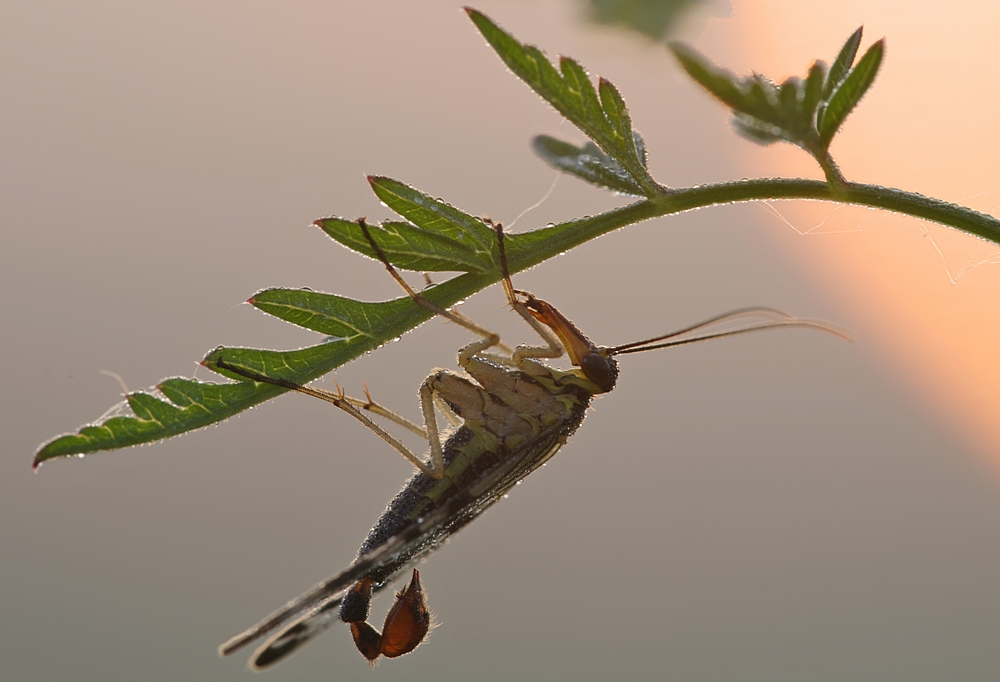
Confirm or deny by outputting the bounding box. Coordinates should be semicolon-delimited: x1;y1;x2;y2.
218;500;458;660
220;424;567;666
250;595;342;670
249;591;375;670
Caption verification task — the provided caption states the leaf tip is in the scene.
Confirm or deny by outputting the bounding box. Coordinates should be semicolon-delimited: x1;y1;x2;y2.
666;40;688;58
32;439;69;470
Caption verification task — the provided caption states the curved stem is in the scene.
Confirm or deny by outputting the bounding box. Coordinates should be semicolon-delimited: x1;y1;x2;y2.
518;178;1000;271
420;176;1000;330
817;153;847;188
660;179;1000;243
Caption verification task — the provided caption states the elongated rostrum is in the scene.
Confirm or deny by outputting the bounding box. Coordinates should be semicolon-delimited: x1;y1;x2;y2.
215;218;845;669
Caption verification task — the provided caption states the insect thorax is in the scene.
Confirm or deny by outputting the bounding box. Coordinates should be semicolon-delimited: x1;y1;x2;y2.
350;357;600;585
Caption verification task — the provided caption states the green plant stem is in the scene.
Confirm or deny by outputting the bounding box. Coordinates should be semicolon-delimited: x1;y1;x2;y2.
416;176;999;329
330;173;997;395
436;177;1000;313
527;179;987;269
812;149;847;188
661;179;1000;242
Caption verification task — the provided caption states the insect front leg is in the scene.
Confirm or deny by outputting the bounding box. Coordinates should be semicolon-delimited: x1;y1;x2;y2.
489;220;565;365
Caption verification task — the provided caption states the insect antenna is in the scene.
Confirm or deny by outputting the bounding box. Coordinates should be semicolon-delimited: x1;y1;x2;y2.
607;307;851;356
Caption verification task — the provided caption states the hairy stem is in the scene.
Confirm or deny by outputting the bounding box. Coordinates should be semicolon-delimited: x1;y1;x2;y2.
816;151;847;188
654;179;1000;243
419;176;998;322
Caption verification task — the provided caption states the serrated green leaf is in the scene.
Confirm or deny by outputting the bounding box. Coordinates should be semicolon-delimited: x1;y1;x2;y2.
779;77;802;116
559;56;612;141
598;77;641;166
634;128;648;167
802;61;826;121
316;217;489;273
35;302;445;467
249;288;414;339
672;43;809;145
466;8;658;195
34;344;343;466
674;29;881;184
586;0;705;41
824;27;863;100
367;176;496;258
669;42;748;111
744;75;781;122
532;134;646;195
731;115;784;145
598;79;626;139
818;38;884;146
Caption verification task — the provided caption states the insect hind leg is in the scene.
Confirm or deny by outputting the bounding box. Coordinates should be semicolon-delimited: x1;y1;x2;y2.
212;357;446;479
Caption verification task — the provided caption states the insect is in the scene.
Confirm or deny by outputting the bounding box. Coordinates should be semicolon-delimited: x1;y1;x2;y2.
214;219;845;669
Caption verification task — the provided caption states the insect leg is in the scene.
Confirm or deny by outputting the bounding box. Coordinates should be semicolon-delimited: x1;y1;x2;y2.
400;364;495;478
360;219;502;344
213;358;445;479
489;219;565;364
433;393;462;428
358;219;509;369
346;383;426;438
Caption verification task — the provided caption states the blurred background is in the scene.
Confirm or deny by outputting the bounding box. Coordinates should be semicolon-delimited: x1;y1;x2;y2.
4;1;1000;680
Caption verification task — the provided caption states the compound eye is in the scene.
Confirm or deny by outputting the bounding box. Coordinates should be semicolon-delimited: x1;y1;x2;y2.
580;352;615;392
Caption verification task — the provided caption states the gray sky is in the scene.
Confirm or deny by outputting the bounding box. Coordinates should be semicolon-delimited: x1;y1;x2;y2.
4;1;1000;680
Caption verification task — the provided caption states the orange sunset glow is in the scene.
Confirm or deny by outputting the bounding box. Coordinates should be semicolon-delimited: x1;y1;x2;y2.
725;2;1000;464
